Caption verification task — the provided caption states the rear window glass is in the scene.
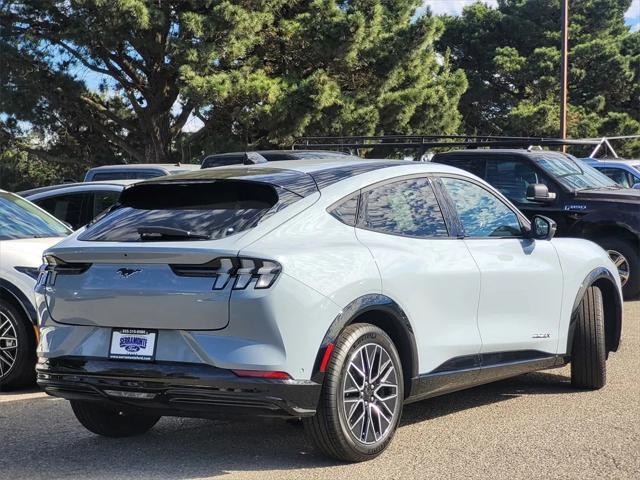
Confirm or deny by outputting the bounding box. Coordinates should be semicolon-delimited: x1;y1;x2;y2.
78;181;289;242
90;171;160;181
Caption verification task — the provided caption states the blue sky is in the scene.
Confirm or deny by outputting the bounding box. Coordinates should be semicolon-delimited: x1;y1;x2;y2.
419;0;640;31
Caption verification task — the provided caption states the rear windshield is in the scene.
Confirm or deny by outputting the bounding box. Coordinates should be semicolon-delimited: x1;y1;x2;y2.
78;180;294;242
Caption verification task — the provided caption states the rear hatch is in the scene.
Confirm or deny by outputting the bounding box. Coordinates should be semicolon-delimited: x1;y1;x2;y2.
41;173;314;330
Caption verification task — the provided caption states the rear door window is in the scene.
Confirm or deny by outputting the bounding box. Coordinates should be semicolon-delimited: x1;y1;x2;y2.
361;177;448;238
79;181;293;242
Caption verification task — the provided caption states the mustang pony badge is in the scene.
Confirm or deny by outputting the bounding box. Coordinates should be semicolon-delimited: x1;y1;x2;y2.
117;267;141;278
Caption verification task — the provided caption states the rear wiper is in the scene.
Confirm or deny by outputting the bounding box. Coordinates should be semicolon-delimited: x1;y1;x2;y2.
137;226;210;240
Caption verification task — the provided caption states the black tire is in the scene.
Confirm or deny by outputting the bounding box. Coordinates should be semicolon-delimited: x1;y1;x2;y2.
303;324;404;462
70;400;160;437
598;236;639;299
0;298;37;390
571;286;606;390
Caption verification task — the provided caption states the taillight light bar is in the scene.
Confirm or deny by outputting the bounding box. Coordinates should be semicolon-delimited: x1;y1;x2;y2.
171;257;281;290
41;255;92;285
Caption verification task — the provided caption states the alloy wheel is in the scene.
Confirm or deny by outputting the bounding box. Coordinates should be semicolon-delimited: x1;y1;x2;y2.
0;312;18;378
607;249;630;287
342;343;399;445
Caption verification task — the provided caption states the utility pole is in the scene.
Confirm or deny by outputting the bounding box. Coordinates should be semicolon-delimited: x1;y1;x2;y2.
560;0;569;151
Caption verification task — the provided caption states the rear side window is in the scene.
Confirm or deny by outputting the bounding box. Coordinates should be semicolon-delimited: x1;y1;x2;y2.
79;181;288;242
361;177;448;238
329;194;359;226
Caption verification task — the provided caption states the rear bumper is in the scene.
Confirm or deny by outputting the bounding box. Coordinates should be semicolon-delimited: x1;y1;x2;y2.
37;358;321;418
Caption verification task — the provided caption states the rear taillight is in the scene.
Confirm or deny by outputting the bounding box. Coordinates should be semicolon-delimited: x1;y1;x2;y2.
41;255;92;285
171;257;281;290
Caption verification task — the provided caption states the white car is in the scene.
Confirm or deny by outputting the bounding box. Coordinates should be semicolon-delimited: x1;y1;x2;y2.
0;190;71;389
36;158;623;461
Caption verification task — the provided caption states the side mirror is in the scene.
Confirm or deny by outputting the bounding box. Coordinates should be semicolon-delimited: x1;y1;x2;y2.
632;183;640;190
526;183;557;203
529;215;557;240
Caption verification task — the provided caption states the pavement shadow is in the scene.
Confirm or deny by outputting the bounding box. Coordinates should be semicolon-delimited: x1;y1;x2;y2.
401;370;575;426
0;370;575;479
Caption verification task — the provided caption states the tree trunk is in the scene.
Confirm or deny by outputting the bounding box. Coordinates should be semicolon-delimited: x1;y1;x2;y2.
142;114;172;163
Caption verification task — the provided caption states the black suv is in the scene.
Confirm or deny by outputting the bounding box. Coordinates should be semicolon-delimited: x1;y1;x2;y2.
433;149;640;298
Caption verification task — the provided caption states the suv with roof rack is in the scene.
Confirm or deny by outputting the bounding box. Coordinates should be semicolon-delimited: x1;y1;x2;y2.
433;149;640;298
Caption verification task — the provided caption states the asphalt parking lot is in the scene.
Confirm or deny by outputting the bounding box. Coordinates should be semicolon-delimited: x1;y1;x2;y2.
1;301;638;480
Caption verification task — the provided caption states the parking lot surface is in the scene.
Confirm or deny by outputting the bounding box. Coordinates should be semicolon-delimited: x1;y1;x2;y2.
1;301;638;480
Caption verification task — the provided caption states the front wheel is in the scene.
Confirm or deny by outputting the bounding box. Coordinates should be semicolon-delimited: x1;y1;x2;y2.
70;400;160;437
571;286;606;390
304;324;404;462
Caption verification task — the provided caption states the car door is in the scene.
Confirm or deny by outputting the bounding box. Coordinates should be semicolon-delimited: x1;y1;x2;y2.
438;175;563;359
353;175;483;379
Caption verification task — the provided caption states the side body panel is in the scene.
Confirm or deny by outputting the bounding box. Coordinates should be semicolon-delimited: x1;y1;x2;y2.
355;229;482;374
463;238;564;354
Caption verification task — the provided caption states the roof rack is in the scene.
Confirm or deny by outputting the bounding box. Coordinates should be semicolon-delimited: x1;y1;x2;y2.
292;135;640;159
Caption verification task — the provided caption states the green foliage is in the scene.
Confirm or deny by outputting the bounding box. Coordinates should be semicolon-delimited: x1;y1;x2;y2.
0;0;466;187
439;0;640;156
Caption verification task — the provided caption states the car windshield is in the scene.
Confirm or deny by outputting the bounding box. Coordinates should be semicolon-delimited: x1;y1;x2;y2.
0;191;72;240
533;154;619;191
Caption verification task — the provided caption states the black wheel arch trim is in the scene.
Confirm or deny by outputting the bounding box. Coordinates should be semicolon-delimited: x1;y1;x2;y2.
311;294;419;388
567;267;622;354
0;279;37;325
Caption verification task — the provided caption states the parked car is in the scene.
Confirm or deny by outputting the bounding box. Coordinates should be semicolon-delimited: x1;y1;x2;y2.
0;190;72;389
201;149;354;169
432;150;640;298
581;158;640;189
84;163;199;181
36;158;622;461
20;181;135;230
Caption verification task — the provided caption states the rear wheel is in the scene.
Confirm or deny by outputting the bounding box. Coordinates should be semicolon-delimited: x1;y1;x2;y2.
0;299;36;390
571;286;606;390
70;400;160;437
304;324;404;462
599;236;639;299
